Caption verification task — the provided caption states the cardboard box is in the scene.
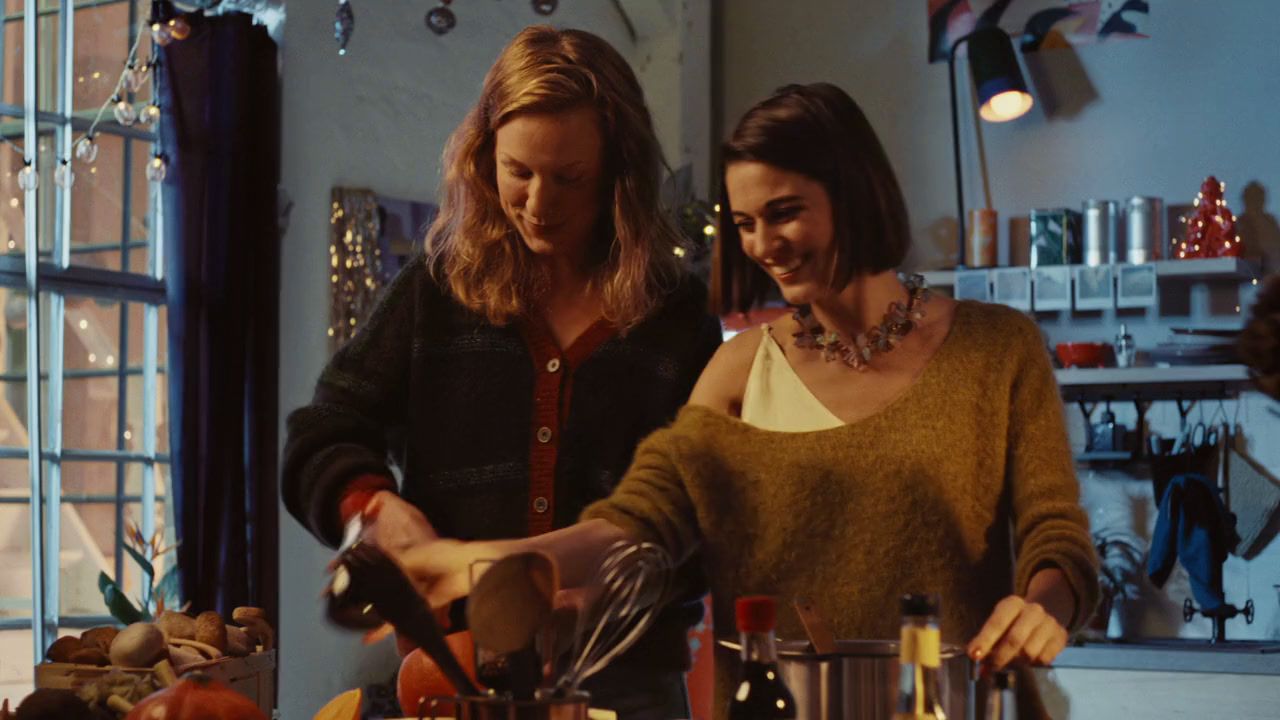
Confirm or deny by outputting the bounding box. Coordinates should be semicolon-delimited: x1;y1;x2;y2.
35;649;276;715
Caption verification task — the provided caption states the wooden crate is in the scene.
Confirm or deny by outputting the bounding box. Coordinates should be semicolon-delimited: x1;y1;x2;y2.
35;649;276;714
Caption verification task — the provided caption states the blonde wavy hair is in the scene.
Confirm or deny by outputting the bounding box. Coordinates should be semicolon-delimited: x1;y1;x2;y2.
425;25;684;329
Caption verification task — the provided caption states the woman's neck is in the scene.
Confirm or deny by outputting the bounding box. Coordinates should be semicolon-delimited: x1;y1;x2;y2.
807;270;907;338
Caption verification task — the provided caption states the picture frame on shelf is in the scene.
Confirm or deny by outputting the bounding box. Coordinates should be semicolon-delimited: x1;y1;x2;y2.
1032;265;1072;311
1117;263;1158;308
1074;265;1114;310
991;267;1032;311
953;269;991;302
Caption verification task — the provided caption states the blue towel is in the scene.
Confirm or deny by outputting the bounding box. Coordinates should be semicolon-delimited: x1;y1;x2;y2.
1146;473;1239;611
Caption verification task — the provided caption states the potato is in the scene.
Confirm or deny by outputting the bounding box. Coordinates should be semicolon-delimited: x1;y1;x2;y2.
194;611;227;653
155;610;196;641
66;647;110;667
45;636;83;663
78;626;118;654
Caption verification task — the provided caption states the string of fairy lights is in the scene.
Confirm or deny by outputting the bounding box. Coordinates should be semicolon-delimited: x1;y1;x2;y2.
7;6;193;195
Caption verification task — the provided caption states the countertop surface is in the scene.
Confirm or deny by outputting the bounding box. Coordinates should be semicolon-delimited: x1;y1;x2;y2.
1057;638;1280;675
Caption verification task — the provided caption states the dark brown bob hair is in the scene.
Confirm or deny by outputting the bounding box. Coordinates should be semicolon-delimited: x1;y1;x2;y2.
713;82;911;314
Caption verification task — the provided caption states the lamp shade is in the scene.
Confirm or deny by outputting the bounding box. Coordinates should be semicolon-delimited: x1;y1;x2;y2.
965;26;1033;122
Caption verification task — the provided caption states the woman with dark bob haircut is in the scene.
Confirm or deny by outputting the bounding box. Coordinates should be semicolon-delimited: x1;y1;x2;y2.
402;83;1097;718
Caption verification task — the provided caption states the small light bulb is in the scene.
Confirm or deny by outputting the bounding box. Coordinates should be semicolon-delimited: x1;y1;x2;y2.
167;16;192;41
673;246;686;257
75;136;99;164
327;327;335;337
113;97;138;126
713;203;721;212
78;319;88;329
88;353;97;363
123;430;133;440
17;163;38;192
702;224;715;236
105;355;115;366
145;155;167;183
55;160;75;189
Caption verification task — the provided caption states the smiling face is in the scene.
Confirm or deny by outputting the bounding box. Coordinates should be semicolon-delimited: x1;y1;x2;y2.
725;160;839;306
494;105;607;268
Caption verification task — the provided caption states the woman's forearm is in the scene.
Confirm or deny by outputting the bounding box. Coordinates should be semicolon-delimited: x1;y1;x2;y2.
485;518;632;590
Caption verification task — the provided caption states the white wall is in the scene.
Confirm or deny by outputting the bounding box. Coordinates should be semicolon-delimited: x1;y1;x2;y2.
720;0;1280;274
276;2;707;717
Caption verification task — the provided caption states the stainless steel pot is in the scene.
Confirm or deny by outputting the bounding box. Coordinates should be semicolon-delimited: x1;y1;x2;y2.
718;638;972;720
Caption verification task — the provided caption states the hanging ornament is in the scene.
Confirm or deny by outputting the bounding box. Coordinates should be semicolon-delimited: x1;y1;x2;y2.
425;1;456;36
125;61;151;93
55;159;75;189
531;0;557;15
335;0;354;55
166;15;192;41
151;21;173;46
140;103;162;126
17;162;38;192
75;135;99;164
113;95;138;125
145;154;167;183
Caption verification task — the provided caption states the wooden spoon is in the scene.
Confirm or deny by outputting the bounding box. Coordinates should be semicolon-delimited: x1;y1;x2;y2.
792;596;837;655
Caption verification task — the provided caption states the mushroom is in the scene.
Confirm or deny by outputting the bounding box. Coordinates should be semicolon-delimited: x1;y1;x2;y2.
232;606;273;652
167;643;206;670
108;622;167;668
224;625;253;657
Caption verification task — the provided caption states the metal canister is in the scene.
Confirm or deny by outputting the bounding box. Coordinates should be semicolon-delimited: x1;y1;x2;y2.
1125;196;1164;264
1082;199;1119;266
1029;208;1081;267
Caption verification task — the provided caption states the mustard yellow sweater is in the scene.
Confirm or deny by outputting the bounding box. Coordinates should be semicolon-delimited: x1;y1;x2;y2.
583;301;1097;706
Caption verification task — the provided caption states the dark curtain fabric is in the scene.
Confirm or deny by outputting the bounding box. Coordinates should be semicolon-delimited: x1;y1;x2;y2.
158;8;281;623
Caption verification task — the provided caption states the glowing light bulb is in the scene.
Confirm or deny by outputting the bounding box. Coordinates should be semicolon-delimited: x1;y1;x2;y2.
980;90;1033;122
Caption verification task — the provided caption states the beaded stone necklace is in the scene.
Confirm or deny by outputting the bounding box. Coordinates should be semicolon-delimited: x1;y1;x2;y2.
792;273;931;371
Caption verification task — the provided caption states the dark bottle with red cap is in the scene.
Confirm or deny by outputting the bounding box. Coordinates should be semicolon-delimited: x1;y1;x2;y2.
728;595;796;720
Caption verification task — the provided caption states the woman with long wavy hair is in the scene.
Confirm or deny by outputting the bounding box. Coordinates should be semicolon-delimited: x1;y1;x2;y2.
282;26;721;719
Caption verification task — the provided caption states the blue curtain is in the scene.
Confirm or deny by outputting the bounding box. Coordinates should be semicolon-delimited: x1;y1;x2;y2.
158;6;280;622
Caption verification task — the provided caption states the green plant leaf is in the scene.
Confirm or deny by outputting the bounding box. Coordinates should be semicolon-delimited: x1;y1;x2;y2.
155;564;182;608
98;571;144;625
123;543;155;584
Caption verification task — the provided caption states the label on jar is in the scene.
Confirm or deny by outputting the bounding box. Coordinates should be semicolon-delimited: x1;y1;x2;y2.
899;626;941;668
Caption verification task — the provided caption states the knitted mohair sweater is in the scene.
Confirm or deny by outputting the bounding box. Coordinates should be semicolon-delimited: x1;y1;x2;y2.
583;301;1098;713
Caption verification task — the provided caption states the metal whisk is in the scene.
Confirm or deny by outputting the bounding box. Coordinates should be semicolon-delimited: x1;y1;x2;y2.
556;540;673;691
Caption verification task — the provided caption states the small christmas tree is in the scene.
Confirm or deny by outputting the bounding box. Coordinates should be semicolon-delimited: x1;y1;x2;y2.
1175;175;1242;259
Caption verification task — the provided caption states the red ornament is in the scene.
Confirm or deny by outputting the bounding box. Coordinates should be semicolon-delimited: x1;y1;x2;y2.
1176;175;1242;259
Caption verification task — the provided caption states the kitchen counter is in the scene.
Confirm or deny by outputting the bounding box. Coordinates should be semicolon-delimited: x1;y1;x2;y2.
1056;638;1280;675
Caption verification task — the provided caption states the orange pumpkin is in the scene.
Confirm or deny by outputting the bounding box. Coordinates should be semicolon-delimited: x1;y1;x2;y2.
126;673;267;720
396;631;476;716
312;688;362;720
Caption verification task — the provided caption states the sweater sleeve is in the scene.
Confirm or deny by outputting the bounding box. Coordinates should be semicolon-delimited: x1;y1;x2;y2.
580;413;704;565
1005;319;1100;631
281;256;425;547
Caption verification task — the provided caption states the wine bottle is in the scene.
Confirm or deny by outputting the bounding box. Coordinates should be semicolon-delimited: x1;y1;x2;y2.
893;593;947;720
728;596;796;720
